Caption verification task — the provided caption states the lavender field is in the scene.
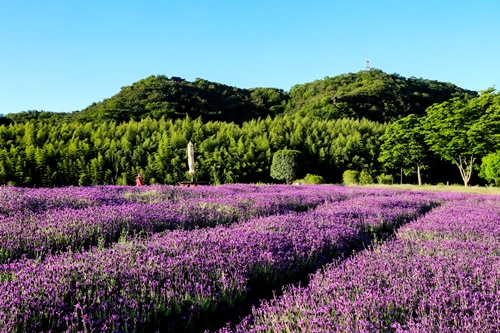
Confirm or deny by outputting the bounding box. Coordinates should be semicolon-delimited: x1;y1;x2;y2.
0;184;497;332
217;194;500;333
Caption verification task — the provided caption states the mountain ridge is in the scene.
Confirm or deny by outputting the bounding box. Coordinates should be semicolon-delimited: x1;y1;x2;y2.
4;69;477;124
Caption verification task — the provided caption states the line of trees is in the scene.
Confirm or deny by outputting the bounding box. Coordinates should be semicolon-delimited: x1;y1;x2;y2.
2;88;498;188
0;115;391;187
4;70;475;126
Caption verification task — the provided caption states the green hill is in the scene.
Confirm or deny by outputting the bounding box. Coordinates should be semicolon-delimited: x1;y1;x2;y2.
73;75;288;124
285;69;477;122
4;69;477;124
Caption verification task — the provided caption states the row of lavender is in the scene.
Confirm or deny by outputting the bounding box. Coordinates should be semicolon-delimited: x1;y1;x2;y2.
0;184;347;216
0;185;351;263
220;195;500;333
0;187;437;332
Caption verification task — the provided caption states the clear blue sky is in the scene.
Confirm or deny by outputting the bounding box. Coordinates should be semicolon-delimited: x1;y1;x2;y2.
1;0;499;114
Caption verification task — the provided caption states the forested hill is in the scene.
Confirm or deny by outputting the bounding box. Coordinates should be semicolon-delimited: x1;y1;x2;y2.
75;76;289;124
4;69;476;124
285;69;477;122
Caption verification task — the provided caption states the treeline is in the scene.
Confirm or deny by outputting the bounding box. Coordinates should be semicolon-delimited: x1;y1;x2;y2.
4;76;289;125
284;69;476;122
0;115;396;187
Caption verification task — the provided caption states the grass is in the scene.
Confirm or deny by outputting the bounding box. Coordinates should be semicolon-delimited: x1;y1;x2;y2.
359;183;500;195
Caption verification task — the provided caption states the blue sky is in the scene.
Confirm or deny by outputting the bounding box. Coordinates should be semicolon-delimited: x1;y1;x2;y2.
1;0;499;114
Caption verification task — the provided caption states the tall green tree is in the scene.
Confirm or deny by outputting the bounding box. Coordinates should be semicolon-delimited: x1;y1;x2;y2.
379;114;429;185
422;89;499;186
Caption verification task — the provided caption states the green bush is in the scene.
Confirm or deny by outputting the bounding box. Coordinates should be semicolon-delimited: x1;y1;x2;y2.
270;149;305;184
298;173;325;184
479;151;500;186
359;170;374;185
376;173;394;185
342;170;359;185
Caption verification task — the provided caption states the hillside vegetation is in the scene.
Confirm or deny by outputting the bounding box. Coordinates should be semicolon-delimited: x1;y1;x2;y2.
4;69;475;125
1;69;498;188
285;69;476;122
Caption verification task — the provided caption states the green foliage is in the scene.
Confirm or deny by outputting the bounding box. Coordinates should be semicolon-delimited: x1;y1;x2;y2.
72;76;289;124
379;114;429;185
422;89;500;186
479;151;500;186
466;88;500;154
342;170;359;185
5;70;474;127
270;150;305;184
286;69;476;122
358;170;374;185
1;70;484;187
5;110;65;124
376;173;394;185
0;116;386;187
298;173;325;184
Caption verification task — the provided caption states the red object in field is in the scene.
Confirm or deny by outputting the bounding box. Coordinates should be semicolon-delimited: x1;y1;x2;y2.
136;174;143;186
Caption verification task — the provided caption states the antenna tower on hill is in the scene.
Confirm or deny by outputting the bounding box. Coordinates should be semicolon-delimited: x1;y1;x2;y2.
365;53;370;71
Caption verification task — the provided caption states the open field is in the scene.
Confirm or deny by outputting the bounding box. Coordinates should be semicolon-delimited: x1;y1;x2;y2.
0;184;498;332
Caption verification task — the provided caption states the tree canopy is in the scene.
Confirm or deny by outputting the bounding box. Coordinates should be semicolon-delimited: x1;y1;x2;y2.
0;115;388;187
270;149;305;184
71;76;289;124
421;89;500;186
379;114;430;185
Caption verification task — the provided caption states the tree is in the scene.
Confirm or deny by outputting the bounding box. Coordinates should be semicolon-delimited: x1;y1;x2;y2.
379;114;429;185
466;88;500;153
422;90;500;187
270;149;304;184
479;151;500;186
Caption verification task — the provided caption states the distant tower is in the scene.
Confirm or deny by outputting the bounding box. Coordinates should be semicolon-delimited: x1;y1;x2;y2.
365;53;370;71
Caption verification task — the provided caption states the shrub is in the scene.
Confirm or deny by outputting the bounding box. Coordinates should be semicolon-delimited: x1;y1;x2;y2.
479;151;500;186
298;173;325;184
270;150;305;184
359;170;374;185
342;170;359;185
376;173;394;185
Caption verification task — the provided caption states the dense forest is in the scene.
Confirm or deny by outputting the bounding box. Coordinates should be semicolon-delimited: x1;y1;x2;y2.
1;69;499;187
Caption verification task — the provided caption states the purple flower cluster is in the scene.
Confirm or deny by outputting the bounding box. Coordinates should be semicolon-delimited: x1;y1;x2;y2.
221;196;500;333
0;186;433;332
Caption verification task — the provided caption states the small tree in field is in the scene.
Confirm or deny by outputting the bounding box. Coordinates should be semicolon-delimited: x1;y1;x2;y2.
479;151;500;186
301;173;325;184
270;149;304;184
